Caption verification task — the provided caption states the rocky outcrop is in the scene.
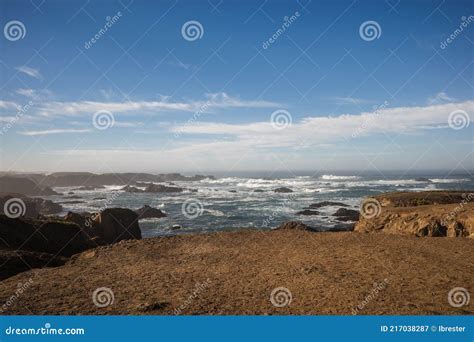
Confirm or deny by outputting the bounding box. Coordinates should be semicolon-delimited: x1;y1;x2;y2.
274;187;293;193
122;184;184;193
296;209;319;216
135;205;167;219
0;194;63;218
0;176;57;196
333;208;360;222
89;208;141;244
307;201;349;209
0;249;67;280
0;215;93;256
355;191;474;237
143;184;184;193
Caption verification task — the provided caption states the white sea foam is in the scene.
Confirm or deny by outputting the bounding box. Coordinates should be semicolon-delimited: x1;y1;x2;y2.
320;175;361;181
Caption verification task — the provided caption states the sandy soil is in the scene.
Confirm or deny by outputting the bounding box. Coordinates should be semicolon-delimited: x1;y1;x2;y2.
0;229;472;315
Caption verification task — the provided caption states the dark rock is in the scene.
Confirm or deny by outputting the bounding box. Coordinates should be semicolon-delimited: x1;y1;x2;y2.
274;187;293;193
135;205;167;219
59;200;85;204
72;185;105;191
122;185;143;193
143;184;184;193
333;208;360;222
229;190;237;193
414;177;432;182
0;215;93;256
0;249;67;280
0;194;63;218
275;221;313;231
307;201;349;209
296;209;320;216
254;189;265;193
89;208;141;244
68;192;74;195
93;197;106;200
171;224;182;230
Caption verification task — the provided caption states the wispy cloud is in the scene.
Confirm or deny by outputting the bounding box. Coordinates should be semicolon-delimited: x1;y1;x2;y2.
330;97;374;105
35;92;281;117
427;92;456;105
15;66;43;80
19;129;92;136
0;100;20;111
16;88;52;100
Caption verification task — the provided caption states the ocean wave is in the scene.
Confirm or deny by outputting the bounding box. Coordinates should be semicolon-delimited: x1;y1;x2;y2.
429;178;470;183
320;175;361;181
204;209;226;217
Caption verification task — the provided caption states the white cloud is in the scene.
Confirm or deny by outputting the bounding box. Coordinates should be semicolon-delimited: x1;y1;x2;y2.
35;92;281;117
171;101;474;148
427;92;456;105
15;66;43;80
16;88;52;100
330;97;374;105
0;100;20;111
19;129;92;136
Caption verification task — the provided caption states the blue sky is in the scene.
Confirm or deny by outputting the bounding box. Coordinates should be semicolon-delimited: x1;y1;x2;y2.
0;0;472;173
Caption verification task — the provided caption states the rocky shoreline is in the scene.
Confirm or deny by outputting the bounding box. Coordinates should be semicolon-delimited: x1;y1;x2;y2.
0;185;472;314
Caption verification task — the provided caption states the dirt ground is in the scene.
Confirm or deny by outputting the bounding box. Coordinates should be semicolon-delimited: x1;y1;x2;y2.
0;229;472;315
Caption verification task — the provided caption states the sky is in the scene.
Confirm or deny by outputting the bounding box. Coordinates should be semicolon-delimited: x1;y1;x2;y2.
0;0;473;174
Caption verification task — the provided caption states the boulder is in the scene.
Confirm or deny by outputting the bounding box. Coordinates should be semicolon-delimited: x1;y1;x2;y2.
307;201;349;209
296;209;320;216
0;249;67;280
135;205;167;219
274;187;293;193
333;208;360;222
0;215;93;256
90;208;142;244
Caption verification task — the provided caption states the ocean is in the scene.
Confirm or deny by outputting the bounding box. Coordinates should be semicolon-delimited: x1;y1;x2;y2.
44;172;474;238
